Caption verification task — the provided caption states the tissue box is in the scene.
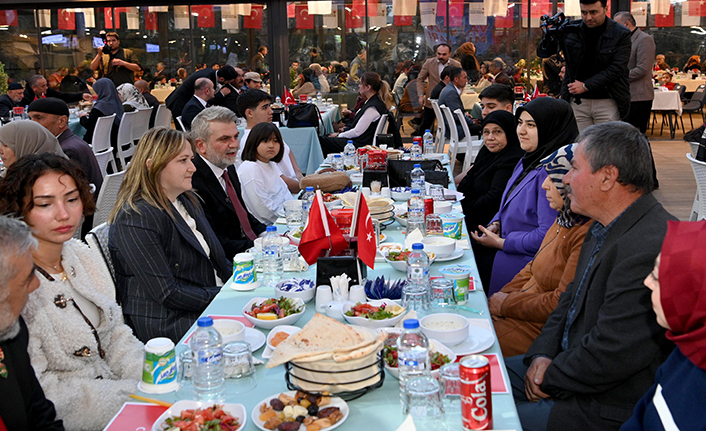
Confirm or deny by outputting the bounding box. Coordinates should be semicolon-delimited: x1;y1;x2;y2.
316;248;367;287
362;170;389;188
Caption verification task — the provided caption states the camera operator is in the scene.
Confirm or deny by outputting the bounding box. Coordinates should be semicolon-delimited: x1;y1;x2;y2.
537;0;631;132
90;32;141;88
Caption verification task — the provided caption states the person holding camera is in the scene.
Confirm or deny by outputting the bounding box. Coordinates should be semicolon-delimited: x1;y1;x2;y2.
90;32;141;88
537;0;631;132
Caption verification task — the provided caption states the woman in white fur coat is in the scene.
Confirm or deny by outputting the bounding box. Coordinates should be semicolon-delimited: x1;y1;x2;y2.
0;153;143;431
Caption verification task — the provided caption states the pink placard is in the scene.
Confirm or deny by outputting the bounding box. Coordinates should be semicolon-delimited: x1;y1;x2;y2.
104;402;168;430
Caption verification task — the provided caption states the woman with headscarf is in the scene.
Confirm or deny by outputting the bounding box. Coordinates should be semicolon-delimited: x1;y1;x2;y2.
292;68;318;99
116;83;149;112
79;78;123;146
0;120;67;169
458;110;524;236
490;144;592;356
455;42;481;84
683;55;702;72
620;220;706;431
471;97;579;295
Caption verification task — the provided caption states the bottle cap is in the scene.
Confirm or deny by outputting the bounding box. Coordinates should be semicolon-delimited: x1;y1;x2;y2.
197;316;214;327
347;140;353;144
413;164;421;168
411;189;420;194
334;154;341;158
425;129;430;133
412;243;424;250
266;225;277;232
305;186;314;192
403;319;419;329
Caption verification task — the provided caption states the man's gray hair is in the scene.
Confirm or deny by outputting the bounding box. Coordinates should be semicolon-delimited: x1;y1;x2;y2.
492;58;506;69
190;106;238;143
0;216;37;299
614;11;636;27
578;121;654;194
28;75;45;88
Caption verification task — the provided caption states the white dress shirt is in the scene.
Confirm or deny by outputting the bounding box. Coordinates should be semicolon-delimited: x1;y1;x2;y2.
237;160;293;225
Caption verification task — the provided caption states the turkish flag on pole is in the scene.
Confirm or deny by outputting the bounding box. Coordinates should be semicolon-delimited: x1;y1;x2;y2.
287;3;296;18
0;10;18;27
654;5;674;26
58;9;76;30
244;5;263;29
145;11;158;30
298;191;348;265
283;86;296;106
296;5;314;29
350;192;376;269
195;5;215;28
495;6;514;27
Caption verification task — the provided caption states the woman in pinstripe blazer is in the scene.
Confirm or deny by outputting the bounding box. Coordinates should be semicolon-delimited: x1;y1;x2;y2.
108;127;232;343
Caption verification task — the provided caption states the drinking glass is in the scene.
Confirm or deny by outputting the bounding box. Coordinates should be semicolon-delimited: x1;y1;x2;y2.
223;341;257;393
282;245;300;272
426;214;442;236
406;375;445;428
247;247;263;273
284;200;303;230
430;184;445;201
431;278;456;308
439;363;462;431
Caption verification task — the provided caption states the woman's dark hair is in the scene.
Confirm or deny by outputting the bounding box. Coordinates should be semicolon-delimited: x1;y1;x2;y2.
0;153;96;219
241;122;285;163
301;68;314;83
360;72;382;92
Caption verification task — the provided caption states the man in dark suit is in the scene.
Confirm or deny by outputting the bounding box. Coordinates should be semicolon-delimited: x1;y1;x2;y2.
181;78;214;131
165;65;237;121
0;83;24;118
438;66;477;140
489;58;514;87
190;106;266;260
0;216;64;431
20;75;92;107
507;122;676;431
134;79;159;127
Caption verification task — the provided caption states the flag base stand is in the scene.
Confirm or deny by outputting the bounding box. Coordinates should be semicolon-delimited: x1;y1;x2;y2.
315;247;367;288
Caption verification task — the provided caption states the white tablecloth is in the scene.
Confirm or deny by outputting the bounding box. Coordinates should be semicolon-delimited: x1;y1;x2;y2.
461;92;480;111
151;87;175;103
674;77;706;93
652;90;682;115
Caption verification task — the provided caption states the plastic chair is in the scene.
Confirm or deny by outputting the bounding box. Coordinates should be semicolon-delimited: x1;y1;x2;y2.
430;99;447;153
681;84;706;130
115;111;139;170
371;114;389;147
93;170;126;228
85;222;116;288
687;152;706;221
93;148;115;178
440;104;467;173
454;108;483;172
92;114;116;154
690;141;701;156
154;104;172;129
132;107;153;143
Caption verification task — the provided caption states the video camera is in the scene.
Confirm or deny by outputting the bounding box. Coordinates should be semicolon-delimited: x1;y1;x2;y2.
540;13;582;39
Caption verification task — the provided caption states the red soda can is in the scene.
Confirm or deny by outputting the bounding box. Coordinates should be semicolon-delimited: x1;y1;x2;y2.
460;355;492;430
424;197;434;217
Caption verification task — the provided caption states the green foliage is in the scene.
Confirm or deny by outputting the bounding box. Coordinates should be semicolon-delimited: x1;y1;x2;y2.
0;62;8;95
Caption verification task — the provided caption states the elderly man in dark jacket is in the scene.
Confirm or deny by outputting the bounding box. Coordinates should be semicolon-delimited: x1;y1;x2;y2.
537;0;631;132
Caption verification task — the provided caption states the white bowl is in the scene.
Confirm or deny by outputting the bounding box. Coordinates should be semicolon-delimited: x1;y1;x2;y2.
285;227;302;245
152;401;246;431
275;278;316;303
253;236;290;251
241;297;306;329
342;299;406;329
383;249;436;272
266;324;302;351
382;328;457;380
421;236;456;258
434;201;453;214
390;187;412;201
212;318;245;343
420;313;469;346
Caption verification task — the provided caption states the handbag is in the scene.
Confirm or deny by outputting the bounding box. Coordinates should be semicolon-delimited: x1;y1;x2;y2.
287;103;322;133
387;159;449;188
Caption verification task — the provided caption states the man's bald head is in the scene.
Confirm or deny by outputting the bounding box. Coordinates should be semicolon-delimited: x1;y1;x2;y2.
134;80;150;94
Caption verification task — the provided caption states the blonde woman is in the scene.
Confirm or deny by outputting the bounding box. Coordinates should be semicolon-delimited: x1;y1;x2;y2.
108;127;232;343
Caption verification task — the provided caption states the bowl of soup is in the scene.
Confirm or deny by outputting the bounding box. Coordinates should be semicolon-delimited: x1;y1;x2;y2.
420;313;469;346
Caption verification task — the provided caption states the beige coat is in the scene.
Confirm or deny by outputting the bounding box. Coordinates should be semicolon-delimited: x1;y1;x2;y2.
416;56;461;109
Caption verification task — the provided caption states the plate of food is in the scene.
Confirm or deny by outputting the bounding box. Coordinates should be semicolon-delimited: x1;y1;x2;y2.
252;391;349;431
242;297;306;329
286;227;303;245
383;248;436;272
382;329;456;380
266;325;302;351
152;401;246;431
342;300;406;328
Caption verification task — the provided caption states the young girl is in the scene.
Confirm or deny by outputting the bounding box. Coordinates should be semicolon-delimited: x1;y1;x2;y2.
237;122;294;224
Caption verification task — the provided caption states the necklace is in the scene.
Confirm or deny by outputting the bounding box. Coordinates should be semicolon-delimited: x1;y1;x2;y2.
33;255;63;272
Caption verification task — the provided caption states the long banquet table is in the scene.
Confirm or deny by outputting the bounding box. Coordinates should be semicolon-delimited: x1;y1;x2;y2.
139;178;522;431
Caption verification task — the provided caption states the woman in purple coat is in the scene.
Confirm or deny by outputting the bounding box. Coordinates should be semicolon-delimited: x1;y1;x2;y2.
472;98;579;295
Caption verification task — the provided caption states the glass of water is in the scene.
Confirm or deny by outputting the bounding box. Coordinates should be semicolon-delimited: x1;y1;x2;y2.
439;363;462;431
284;200;303;230
406;375;445;428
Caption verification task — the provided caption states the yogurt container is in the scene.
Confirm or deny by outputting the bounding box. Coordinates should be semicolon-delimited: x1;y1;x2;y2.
233;252;259;288
440;212;464;240
439;265;473;305
138;337;178;394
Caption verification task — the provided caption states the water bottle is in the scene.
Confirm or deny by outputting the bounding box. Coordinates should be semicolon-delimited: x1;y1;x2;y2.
343;140;357;169
190;316;225;402
262;226;283;287
332;154;343;171
404;243;430;315
410;137;423;160
397;318;431;414
316;92;323;104
410;163;425;192
301;186;315;226
423;129;435;155
407;190;426;238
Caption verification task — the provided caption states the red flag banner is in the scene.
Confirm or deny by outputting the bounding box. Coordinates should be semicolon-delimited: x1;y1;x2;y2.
522;0;552;18
654;5;674;26
448;0;464;26
58;9;76;30
145;10;158;30
296;5;314;29
298;192;348;265
394;15;414;25
495;9;514;28
346;7;364;28
352;0;366;18
244;5;263;29
0;10;18;27
688;0;706;16
195;5;214;28
368;0;379;16
283;86;296;106
287;3;296;18
350;193;375;269
104;8;113;28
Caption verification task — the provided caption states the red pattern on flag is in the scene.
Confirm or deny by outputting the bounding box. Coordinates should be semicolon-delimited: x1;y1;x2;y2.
195;5;214;28
296;5;314;29
298;193;348;265
104;8;113;29
352;0;366;18
654;5;674;27
244;5;263;29
58;9;76;30
394;15;414;25
351;194;375;269
283;87;296;106
688;0;706;16
145;10;158;30
0;10;18;27
346;7;364;28
287;3;296;18
367;0;379;16
495;8;514;28
522;0;552;18
436;0;463;26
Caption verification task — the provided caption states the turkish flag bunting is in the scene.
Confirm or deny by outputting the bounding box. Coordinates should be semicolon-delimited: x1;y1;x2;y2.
298;191;348;265
654;5;673;26
352;0;366;18
145;11;158;30
368;0;379;16
296;5;314;29
58;9;76;30
0;10;18;27
437;0;464;26
346;7;364;28
104;8;113;28
244;5;263;29
495;6;514;27
394;15;414;25
195;5;214;28
522;0;552;18
350;192;376;269
688;0;706;16
287;3;296;18
283;86;296;106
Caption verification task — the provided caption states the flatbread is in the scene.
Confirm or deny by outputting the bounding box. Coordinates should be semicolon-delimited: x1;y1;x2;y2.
332;331;386;362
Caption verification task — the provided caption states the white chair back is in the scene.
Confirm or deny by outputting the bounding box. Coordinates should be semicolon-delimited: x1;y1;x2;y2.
93;170;126;228
116;111;139;170
92;114;116;154
85;222;116;287
176;116;186;132
454;108;483;172
687;152;706;221
154;104;172;129
440;105;465;173
690;141;700;157
93;148;115;178
132;107;153;143
371;114;389;147
430;99;447;153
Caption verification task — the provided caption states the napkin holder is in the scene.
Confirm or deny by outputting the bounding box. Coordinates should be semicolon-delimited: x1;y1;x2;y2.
316;248;367;287
362;170;389;188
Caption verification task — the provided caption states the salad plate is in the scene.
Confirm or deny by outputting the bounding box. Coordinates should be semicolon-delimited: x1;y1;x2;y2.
242;297;306;329
251;391;349;431
382;328;456;379
152;401;246;431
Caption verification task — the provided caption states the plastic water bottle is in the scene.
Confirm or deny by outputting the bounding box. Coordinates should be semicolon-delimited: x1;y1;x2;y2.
301;186;315;226
343;140;357;169
410;163;426;192
404;243;430;315
407;190;426;239
410;137;423;160
332;154;344;171
397;318;430;415
316;92;323;104
262;226;283;287
190;317;225;402
423;129;434;155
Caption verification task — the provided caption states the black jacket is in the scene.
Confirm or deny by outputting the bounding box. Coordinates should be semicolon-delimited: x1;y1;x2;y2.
20;86;84;107
165;69;227;118
0;94;19;117
538;17;631;120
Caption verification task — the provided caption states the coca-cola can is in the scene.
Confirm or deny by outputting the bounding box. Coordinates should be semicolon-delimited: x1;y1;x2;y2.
460;355;492;430
424;197;434;217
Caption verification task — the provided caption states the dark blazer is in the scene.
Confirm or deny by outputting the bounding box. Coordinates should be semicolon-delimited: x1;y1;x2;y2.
109;195;232;343
57;129;103;197
165;68;225;118
0;94;19;117
191;154;266;260
180;96;205;131
142;91;160;128
525;194;677;431
493;71;514;87
438;82;475;139
0;318;64;431
20;86;84;107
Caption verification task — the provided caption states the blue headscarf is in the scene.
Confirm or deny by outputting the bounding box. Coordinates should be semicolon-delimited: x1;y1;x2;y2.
540;143;590;229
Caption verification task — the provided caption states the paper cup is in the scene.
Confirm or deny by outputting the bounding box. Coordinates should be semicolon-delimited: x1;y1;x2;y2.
139;337;178;394
440;212;464;240
439;265;473;305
